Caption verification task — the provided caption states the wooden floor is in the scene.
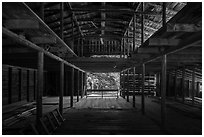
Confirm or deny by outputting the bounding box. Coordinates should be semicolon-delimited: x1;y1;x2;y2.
54;97;164;135
128;96;202;135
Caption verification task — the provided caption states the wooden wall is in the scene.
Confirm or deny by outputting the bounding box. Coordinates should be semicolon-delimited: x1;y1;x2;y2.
2;65;47;106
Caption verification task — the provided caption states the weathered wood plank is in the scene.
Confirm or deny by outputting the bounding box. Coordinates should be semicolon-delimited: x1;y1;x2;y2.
30;36;56;44
4;19;39;30
167;23;202;32
148;38;180;46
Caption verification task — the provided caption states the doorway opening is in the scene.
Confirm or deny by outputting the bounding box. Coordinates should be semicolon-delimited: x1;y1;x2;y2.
86;73;120;98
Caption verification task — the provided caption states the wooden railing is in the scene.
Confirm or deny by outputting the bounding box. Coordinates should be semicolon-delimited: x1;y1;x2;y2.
86;89;119;98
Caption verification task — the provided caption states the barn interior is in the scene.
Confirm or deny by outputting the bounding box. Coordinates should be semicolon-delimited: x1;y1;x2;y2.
2;2;202;135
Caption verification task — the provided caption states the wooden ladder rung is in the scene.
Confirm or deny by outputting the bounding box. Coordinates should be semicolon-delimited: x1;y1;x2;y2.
39;118;51;135
55;109;65;122
46;113;57;131
50;111;61;127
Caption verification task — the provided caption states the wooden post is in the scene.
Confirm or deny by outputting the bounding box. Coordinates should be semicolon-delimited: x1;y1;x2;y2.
174;70;177;100
71;14;74;50
59;62;64;115
81;72;83;98
192;67;195;105
161;54;167;130
181;67;185;103
37;51;44;123
8;67;12;104
141;63;145;115
196;82;200;97
27;70;30;102
71;68;74;107
133;67;136;107
77;70;80;102
127;69;129;102
18;68;22;101
122;71;125;98
123;39;125;58
34;70;36;100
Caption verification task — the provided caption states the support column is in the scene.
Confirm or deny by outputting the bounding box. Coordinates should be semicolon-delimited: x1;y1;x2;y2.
141;2;144;45
161;54;167;129
27;70;30;102
181;67;185;103
77;70;80;102
71;68;74;107
127;69;129;102
133;67;136;107
37;51;44;123
59;62;64;115
81;72;83;98
174;70;177;100
18;69;22;101
192;67;195;105
141;64;145;115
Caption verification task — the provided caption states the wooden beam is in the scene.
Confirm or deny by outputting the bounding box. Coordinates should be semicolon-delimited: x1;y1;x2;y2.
2;27;84;72
167;23;202;32
36;51;44;124
81;72;83;98
77;70;80;102
71;68;74;107
59;62;64;115
148;38;180;46
174;70;177;100
23;3;77;57
30;36;57;44
161;54;167;130
18;68;22;101
4;19;39;30
181;67;185;103
141;63;145;115
192;67;195;105
27;70;30;102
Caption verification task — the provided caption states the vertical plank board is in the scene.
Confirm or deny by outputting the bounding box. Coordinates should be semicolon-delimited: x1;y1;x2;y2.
81;72;83;98
33;70;36;100
59;62;64;115
77;70;79;102
18;68;22;101
161;54;167;129
37;51;44;123
71;68;74;107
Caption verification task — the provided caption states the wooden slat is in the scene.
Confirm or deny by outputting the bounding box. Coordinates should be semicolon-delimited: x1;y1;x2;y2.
30;36;56;44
